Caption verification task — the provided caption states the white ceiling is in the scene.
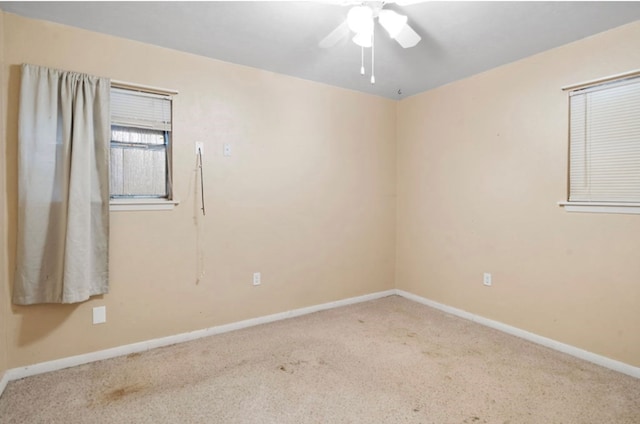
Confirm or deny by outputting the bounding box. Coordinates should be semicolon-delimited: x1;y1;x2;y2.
2;1;640;99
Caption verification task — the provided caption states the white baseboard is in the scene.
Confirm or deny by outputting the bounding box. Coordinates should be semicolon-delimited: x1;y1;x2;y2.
396;289;640;379
0;289;396;398
2;287;637;400
0;371;9;397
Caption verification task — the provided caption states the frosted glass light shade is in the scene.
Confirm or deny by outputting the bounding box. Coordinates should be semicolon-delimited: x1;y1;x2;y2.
353;32;372;48
347;6;374;35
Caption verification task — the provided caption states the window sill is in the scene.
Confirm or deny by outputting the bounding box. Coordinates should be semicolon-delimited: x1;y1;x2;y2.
558;201;640;215
110;199;180;212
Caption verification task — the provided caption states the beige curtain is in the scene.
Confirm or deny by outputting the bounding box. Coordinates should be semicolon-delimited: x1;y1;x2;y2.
13;64;110;305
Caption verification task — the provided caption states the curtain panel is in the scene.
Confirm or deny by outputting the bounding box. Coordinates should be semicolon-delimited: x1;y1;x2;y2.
13;64;110;305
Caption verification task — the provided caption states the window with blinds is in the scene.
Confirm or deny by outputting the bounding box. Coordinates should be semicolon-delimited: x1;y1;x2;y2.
568;76;640;203
110;88;173;199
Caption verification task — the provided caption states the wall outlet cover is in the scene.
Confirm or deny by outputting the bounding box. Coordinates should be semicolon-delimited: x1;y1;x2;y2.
92;306;106;324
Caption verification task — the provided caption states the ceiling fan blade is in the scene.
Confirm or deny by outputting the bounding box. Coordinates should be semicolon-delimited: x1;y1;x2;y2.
394;0;429;5
319;20;350;48
394;23;421;48
314;0;361;6
378;9;408;39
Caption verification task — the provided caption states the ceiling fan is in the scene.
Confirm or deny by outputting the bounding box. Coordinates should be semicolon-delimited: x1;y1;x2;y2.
319;1;421;84
319;1;422;49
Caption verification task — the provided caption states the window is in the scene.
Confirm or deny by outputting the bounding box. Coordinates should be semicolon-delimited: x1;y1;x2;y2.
110;87;178;211
561;72;640;214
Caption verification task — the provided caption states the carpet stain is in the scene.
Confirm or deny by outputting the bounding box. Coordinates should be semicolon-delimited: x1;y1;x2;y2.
390;327;420;341
278;356;327;375
126;352;142;359
278;365;292;374
102;383;146;404
358;319;365;323
422;350;445;359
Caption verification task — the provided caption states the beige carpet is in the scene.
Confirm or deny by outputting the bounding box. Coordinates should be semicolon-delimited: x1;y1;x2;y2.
0;295;638;423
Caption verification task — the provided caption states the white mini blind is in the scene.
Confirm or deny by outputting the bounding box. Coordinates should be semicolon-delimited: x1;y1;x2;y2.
109;86;173;199
111;88;172;131
569;76;640;203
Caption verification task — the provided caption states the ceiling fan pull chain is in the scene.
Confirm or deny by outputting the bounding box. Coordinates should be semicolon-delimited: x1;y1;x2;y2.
360;45;365;75
370;29;375;84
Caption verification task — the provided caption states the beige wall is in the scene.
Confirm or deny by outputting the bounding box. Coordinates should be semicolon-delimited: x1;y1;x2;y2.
1;12;396;367
0;11;7;379
397;21;640;367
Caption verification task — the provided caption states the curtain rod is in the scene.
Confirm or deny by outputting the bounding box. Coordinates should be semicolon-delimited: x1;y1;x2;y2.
561;69;640;92
111;79;178;96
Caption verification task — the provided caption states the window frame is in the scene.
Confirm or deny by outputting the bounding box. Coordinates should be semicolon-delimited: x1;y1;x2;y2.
108;81;179;212
559;69;640;215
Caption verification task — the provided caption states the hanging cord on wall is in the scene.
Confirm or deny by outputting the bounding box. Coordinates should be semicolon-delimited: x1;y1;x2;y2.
370;29;375;84
194;146;206;285
197;147;206;216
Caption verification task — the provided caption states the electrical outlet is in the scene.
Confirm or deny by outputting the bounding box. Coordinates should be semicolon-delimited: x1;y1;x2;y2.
223;143;231;157
253;272;261;286
92;306;106;324
483;272;492;287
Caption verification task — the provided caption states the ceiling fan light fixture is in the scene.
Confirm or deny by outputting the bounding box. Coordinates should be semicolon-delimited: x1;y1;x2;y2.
378;9;408;39
352;31;372;48
347;5;374;34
